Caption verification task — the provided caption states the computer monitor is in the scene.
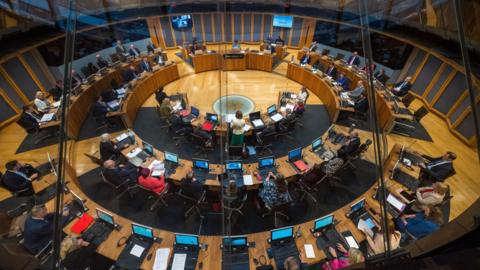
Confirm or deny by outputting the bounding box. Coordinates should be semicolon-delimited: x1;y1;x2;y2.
271;226;294;241
267;105;276;114
132;223;154;239
350;198;366;213
206;113;218;122
95;208;115;226
312;137;323;151
225;160;242;171
193;159;209;170
249;111;261;119
387;194;406;212
142;141;154;156
258;156;275;168
164;151;178;164
313;214;334;232
288;147;302;161
175;234;199;246
222;236;248;247
70;190;86;211
190;106;200;117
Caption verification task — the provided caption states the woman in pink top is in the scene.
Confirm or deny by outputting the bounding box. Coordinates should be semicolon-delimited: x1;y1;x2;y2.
322;244;364;270
138;168;165;194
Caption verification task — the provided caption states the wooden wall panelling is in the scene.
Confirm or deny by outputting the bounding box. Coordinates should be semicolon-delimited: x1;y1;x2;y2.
0;90;19;129
168;16;178;47
398;47;419;81
411;53;430;84
431;71;463;115
2;57;41;100
260;14;265;41
0;66;29;104
31;48;56;86
199;14;206;43
250;13;254;42
411;55;443;96
448;95;480;124
421;63;446;99
146;18;160;47
17;55;46;93
159;16;174;48
424;65;453;103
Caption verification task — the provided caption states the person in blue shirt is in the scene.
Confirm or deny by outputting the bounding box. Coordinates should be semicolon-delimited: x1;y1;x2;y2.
232;40;241;49
396;205;442;239
336;73;349;90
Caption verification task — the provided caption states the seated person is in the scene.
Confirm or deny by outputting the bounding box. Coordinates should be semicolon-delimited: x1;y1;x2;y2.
101;87;118;103
361;63;376;75
223;180;245;208
320;148;346;175
298;87;309;102
347;80;365;100
155;87;168;105
391;76;412;97
258;172;291;209
325;63;337;79
322;244;364;270
308;41;318;52
71;69;83;86
96;54;109;68
283;256;307;270
374;68;389;85
255;122;277;144
359;218;401;256
146;41;157;54
60;236;94;270
34;91;51;113
87;62;99;75
19;105;41;128
49;80;63;101
415;182;449;207
232;40;241;49
99;133;123;161
92;96;109;118
347;51;360;67
155;53;165;65
301;163;323;187
354;93;369;113
300;53;310;65
138;168;165;194
180;171;203;200
102;160;138;187
338;131;361;156
159;98;173;118
417;151;456;184
24;204;69;254
336;73;349;90
2;160;38;194
293;100;305;115
123;65;138;81
396;205;442;240
129;44;141;57
140;57;152;72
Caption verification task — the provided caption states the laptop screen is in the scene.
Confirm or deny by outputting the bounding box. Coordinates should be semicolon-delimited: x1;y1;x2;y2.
312;137;322;151
70;190;85;210
191;106;199;117
96;208;114;225
314;214;334;231
351;198;365;213
271;226;294;241
288;148;302;161
206;113;218;122
226;161;242;170
164;152;178;164
387;194;406;212
267;105;276;114
193;159;209;169
223;236;247;247
258;156;275;168
142;141;154;156
250;111;261;119
175;234;199;246
132;223;154;239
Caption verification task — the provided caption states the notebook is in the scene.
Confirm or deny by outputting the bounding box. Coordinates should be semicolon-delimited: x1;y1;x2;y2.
202;122;214;131
293;160;308;172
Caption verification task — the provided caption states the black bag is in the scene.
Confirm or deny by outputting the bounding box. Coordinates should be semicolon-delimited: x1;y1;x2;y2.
21;164;39;177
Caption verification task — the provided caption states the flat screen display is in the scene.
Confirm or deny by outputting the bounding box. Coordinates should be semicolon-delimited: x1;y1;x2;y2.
171;15;193;30
226;161;242;170
223;236;247;247
314;214;334;230
175;234;199;246
206;113;218;122
96;208;114;225
194;159;209;169
312;137;322;151
267;105;276;114
165;152;178;164
259;157;275;168
142;141;154;156
351;198;366;212
191;106;199;117
271;226;293;241
272;15;293;28
387;194;406;211
288;148;302;161
132;223;154;239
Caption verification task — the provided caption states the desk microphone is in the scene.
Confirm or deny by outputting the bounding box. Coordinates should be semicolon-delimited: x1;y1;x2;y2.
296;226;302;238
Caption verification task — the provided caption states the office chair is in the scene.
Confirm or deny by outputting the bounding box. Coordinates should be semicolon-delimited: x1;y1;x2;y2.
343;139;372;170
138;183;172;211
176;189;206;219
413;106;428;122
155;105;172;129
402;92;415;108
190;132;213;158
173;126;192;146
275;118;297;141
294;177;319;203
262;199;292;228
255;129;275;156
99;170;138;199
0;239;48;270
294;111;305;128
222;193;248;221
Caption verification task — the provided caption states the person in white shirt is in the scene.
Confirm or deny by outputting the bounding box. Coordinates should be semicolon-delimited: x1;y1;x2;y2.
230;110;246;145
298;87;308;103
34;91;50;113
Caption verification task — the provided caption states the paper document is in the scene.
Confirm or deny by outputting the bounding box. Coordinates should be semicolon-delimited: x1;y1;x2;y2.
345;236;359;249
172;103;182;111
149;160;165;176
107;100;120;108
243;175;253;185
115;133;128;142
116;88;126;95
52;101;61;108
130;244;145;258
243;124;252;132
40;113;55;123
171;253;187;270
127;148;142;159
286;103;295;111
252;119;264;127
153;248;170;270
225;114;235;123
357;219;374;238
290;94;297;99
270;113;283;122
304;244;315;258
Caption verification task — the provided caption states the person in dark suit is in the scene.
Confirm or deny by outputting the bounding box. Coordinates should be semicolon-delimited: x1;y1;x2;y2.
123;65;138;82
49;80;63;101
102;159;138;187
374;68;389;85
87;62;98;75
275;36;284;44
300;53;310;65
391;76;412;97
354;93;369;114
347;51;360;67
129;44;141;58
115;40;127;56
96;54;109;68
418;152;456;185
101;87;118;103
71;69;83;86
99;133;123;161
146;41;157;54
180;171;204;200
23;204;69;254
93;96;109;116
140;57;152;72
155;87;168;105
2;160;37;194
336;73;349;90
19;105;41;127
325;63;337;79
308;41;318;52
339;131;361;156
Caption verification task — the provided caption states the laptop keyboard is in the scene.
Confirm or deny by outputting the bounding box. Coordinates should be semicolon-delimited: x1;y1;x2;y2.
136;151;149;161
82;222;111;245
392;169;419;191
258;167;277;178
222;252;249;270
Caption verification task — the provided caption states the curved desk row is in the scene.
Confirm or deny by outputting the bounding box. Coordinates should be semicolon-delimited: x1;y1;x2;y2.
189;51;274;73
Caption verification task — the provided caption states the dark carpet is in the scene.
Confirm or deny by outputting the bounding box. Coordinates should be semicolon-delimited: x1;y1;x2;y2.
133;105;330;163
336;114;433;142
15;131;60;154
78;158;378;235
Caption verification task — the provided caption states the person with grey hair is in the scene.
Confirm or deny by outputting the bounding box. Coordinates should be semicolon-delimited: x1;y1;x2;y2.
99;133;124;162
34;91;50;113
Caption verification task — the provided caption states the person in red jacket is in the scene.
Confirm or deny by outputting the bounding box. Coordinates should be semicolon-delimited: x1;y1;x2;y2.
138;168;165;194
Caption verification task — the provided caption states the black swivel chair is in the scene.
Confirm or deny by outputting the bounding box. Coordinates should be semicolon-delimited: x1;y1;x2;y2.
100;170;138;199
262;199;292;228
190;132;213;158
138;183;172;211
255;129;276;156
222;193;248;222
0;239;51;270
16;116;52;145
176;189;207;219
342;139;372;170
275;118;297;141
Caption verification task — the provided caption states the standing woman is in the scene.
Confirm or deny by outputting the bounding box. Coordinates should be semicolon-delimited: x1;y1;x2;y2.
230;110;246;145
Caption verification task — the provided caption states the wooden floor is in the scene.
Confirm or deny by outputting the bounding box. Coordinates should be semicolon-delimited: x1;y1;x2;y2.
0;47;479;225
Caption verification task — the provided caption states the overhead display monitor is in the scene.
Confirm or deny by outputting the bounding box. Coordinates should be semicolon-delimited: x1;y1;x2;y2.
171;15;193;30
272;15;293;28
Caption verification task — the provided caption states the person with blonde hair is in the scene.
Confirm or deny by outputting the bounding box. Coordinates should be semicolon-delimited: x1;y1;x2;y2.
230;110;246;145
415;182;448;206
360;218;401;255
322;244;364;270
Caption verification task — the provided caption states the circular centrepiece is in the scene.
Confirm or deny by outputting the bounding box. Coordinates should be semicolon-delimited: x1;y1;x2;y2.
212;95;255;117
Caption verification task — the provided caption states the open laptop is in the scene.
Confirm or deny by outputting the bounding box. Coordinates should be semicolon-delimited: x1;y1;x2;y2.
257;156;277;178
81;208;118;245
386;193;407;218
225;160;244;187
116;223;157;270
390;160;419;191
269;226;299;270
222;236;250;270
171;234;200;270
267;105;283;122
312;214;346;260
142;141;154;157
128;147;150;167
202;113;218;132
164;151;179;175
182;106;200;122
249;111;265;129
67;190;88;218
311;137;335;160
192;159;214;183
288;148;308;173
346;198;376;231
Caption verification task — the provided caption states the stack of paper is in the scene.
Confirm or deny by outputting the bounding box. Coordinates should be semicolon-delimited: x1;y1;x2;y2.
243;124;252;132
130;244;145;258
243;175;253;185
171;253;187;270
153;248;170;270
304;244;315;258
149;160;165;177
345;236;359;249
127;148;142;159
270;113;283;122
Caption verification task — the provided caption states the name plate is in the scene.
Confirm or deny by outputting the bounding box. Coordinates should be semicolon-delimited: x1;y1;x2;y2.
223;53;245;59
